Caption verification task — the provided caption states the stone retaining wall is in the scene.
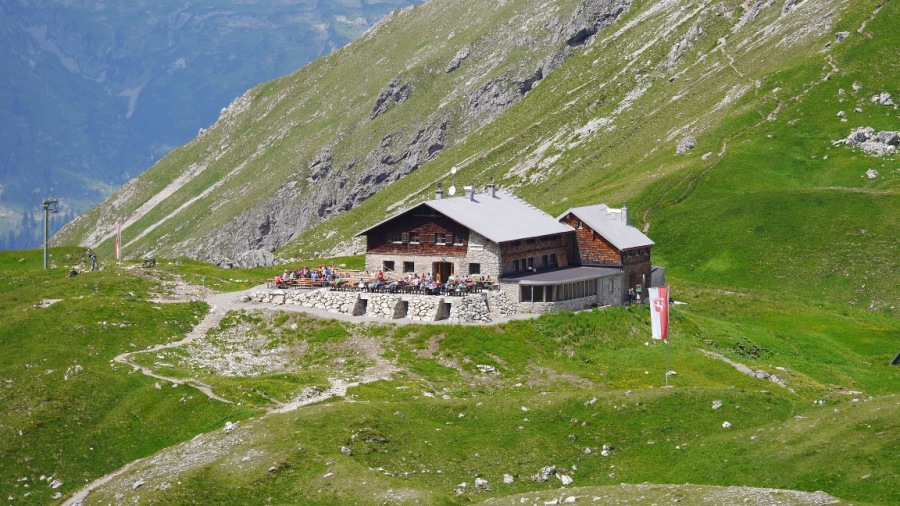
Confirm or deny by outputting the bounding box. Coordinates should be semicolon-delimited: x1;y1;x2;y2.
241;288;511;323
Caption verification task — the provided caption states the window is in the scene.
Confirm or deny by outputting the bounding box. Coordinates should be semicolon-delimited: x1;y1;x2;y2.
409;232;421;244
403;261;415;273
576;220;583;229
453;233;464;245
469;263;481;274
435;233;447;245
533;286;544;301
390;231;403;243
383;261;395;272
550;253;557;267
513;259;520;271
541;254;548;267
526;257;534;270
520;285;533;302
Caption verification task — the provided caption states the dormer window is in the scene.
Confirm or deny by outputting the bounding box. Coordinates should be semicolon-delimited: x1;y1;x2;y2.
575;219;583;229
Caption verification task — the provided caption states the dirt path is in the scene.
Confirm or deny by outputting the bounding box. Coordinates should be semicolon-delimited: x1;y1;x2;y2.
65;281;399;505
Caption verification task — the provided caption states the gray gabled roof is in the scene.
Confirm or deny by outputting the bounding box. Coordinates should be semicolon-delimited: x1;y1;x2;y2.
357;189;573;243
558;204;654;250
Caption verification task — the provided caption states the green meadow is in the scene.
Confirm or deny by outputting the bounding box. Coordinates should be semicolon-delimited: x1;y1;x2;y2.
1;247;897;504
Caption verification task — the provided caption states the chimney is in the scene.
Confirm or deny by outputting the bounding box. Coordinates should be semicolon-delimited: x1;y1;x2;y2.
488;177;496;198
621;202;629;226
464;185;474;201
435;182;444;200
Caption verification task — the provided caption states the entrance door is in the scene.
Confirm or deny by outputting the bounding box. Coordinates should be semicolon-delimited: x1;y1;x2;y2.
432;262;453;283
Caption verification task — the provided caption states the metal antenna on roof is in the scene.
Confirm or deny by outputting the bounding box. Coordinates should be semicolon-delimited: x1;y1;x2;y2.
448;166;458;196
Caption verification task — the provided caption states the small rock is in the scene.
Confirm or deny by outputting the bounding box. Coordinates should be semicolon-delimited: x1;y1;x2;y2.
584;447;593;454
224;421;237;434
834;31;850;41
49;479;63;489
475;477;490;490
722;421;732;428
677;136;697;154
64;364;84;380
323;472;333;479
702;152;712;160
866;169;878;179
712;400;723;410
836;111;845;117
564;497;578;504
340;446;353;456
132;478;145;490
558;474;573;485
584;397;597;406
503;473;515;484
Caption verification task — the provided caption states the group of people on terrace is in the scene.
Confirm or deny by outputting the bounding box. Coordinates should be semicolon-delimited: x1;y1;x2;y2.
273;266;493;295
275;263;338;287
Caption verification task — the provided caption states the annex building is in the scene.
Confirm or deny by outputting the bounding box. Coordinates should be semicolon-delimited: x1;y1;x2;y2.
357;183;664;313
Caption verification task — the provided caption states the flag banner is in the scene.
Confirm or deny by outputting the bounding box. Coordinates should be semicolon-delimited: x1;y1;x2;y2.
115;221;121;260
649;286;669;340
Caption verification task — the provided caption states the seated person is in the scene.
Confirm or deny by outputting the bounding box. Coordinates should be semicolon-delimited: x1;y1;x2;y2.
455;281;467;294
67;267;79;278
388;280;399;292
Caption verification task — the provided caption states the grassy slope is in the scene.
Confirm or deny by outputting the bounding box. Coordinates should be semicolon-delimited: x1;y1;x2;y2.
0;249;255;504
80;302;898;505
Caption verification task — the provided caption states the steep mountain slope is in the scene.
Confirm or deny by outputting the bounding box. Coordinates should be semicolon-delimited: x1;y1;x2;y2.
57;0;898;308
0;0;419;248
54;0;627;259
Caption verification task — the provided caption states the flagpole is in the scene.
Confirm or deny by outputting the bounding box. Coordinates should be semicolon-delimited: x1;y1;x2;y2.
665;284;670;387
665;338;669;386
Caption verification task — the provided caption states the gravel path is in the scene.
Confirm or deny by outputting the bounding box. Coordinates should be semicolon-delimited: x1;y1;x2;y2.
65;282;400;505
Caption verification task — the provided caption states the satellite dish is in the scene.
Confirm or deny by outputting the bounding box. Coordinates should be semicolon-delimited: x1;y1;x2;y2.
451;166;458;175
448;185;457;196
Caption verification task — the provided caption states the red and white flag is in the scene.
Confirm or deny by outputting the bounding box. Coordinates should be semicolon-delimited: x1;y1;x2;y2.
649;286;669;340
115;221;122;260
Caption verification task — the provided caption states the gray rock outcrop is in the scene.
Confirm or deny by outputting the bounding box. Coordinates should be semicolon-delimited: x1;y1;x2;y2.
564;0;632;46
446;45;471;73
371;77;412;120
196;117;449;262
677;136;697;154
833;127;898;156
